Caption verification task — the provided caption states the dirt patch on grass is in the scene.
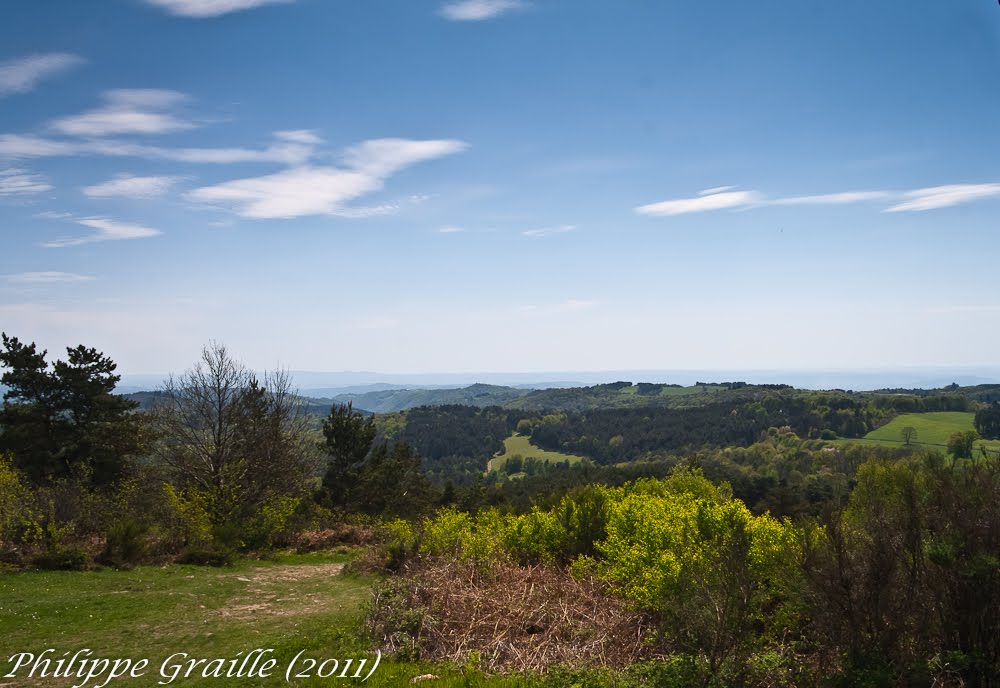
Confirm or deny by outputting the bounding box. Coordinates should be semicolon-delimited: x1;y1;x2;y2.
219;562;345;619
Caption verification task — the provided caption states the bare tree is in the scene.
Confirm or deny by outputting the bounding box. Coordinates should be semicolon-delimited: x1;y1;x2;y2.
152;342;317;521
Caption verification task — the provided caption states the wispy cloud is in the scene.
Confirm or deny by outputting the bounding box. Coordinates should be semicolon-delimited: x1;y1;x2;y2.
637;183;1000;217
0;131;316;165
0;53;83;96
522;224;576;237
437;226;466;233
770;191;891;206
885;184;1000;212
439;0;524;21
699;186;736;196
187;138;468;219
0;168;52;195
637;189;759;216
274;129;322;145
341;138;468;177
50;89;192;137
4;271;95;283
143;0;293;18
43;217;161;248
187;166;381;219
83;174;180;199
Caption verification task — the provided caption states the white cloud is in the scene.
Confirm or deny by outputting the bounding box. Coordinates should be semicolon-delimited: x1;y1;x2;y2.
342;138;468;177
50;89;192;137
187;166;380;219
43;217;161;248
699;186;736;196
0;134;80;157
636;187;933;217
770;191;890;206
143;0;293;18
437;226;466;233
636;190;759;216
158;138;315;164
4;271;95;283
439;0;524;21
885;183;1000;212
0;168;51;195
0;53;83;96
522;224;576;237
332;204;399;218
83;174;180;199
0;132;315;165
274;129;322;145
188;137;468;219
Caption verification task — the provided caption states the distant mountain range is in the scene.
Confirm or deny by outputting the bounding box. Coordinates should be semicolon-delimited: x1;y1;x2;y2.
325;383;531;413
117;379;1000;416
111;367;1000;396
7;368;1000;411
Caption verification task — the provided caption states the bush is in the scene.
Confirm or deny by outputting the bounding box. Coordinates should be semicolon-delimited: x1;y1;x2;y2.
502;507;567;565
176;546;235;567
349;518;419;573
0;452;41;554
598;470;802;679
162;484;213;548
31;546;89;571
98;518;149;567
624;656;704;687
242;495;301;550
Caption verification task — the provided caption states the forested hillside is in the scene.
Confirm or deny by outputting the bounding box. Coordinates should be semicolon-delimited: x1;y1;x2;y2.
361;390;970;485
330;383;531;413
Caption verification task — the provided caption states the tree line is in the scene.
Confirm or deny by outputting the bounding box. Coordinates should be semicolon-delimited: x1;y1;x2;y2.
0;335;442;568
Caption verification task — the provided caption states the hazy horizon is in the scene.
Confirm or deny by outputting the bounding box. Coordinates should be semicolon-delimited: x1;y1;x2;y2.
111;366;1000;395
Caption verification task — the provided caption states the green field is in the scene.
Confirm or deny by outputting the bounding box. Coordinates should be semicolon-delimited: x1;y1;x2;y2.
0;554;537;687
834;412;1000;454
488;433;588;473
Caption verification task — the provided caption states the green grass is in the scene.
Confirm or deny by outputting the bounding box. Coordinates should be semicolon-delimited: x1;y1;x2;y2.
832;412;1000;454
0;553;542;687
488;434;588;473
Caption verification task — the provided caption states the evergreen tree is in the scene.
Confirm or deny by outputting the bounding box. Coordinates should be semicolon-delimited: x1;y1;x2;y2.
320;402;376;509
0;333;144;485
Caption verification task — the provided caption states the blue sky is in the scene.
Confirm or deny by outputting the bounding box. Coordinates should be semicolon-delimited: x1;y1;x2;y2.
1;0;999;376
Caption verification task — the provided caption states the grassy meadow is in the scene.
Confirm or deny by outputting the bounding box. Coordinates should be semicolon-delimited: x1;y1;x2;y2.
487;434;588;473
0;553;540;688
834;411;1000;454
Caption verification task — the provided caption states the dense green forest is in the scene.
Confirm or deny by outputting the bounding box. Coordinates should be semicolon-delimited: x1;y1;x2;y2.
3;334;1000;687
365;391;970;486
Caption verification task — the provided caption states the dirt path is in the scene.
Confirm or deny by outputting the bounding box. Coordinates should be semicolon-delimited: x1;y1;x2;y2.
219;562;346;620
